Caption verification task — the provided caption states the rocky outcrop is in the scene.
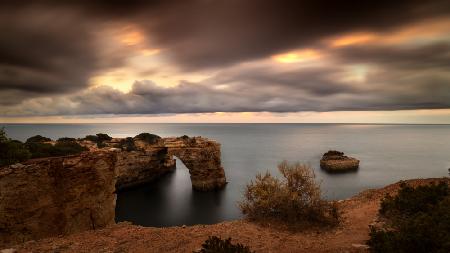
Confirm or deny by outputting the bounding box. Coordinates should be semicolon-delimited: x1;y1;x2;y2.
0;134;226;247
320;150;359;173
115;148;176;190
0;152;117;247
163;136;227;191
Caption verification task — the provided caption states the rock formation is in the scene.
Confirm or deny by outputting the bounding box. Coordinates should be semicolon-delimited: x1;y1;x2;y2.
0;134;227;247
163;136;227;191
0;152;117;247
103;135;226;191
320;150;359;173
115;147;176;190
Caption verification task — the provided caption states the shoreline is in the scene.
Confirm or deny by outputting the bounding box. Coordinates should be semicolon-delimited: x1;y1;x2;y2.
8;177;449;253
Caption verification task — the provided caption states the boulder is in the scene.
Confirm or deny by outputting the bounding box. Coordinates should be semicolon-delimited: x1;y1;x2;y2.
320;150;359;173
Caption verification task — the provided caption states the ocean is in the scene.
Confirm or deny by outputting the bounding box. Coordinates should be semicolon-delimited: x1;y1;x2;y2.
3;123;450;227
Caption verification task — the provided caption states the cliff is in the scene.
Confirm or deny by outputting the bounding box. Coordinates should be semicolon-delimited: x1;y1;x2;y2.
115;148;176;190
0;135;227;247
0;152;117;247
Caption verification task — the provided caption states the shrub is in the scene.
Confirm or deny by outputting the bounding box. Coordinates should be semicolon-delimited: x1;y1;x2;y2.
82;133;112;148
52;139;88;156
380;182;449;218
83;135;99;142
134;133;161;144
0;128;31;166
26;138;88;158
239;161;339;228
195;236;254;253
118;137;137;151
26;135;52;143
26;142;55;158
367;182;450;253
95;133;112;142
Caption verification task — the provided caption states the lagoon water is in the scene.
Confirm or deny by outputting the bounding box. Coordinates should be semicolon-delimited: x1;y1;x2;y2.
3;123;450;227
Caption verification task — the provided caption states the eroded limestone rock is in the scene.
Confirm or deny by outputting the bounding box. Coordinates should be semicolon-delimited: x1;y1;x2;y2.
320;150;359;173
115;148;175;190
0;152;117;247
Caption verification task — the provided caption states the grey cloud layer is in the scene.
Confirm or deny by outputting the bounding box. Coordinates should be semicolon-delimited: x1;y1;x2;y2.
1;1;450;115
2;41;450;116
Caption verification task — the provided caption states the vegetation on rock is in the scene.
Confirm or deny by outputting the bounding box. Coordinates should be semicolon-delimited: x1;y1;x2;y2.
195;236;254;253
320;150;359;173
26;137;88;158
26;135;52;143
0;128;31;166
82;133;112;148
239;161;339;228
368;182;450;253
117;137;138;151
134;133;161;144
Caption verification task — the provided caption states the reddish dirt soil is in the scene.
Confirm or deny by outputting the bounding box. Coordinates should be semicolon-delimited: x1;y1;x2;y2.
7;178;449;253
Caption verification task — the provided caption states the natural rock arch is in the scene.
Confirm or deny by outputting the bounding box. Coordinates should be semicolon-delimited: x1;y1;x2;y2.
163;137;227;191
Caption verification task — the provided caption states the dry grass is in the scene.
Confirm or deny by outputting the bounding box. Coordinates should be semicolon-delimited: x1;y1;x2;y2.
239;161;339;229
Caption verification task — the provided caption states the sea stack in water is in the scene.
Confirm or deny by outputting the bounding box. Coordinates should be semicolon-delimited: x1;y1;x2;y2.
320;150;359;173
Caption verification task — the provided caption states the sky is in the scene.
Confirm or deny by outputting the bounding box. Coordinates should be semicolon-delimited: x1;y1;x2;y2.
1;0;450;123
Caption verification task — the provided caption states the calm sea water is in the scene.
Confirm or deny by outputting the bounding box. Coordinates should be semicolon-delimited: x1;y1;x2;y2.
3;123;450;227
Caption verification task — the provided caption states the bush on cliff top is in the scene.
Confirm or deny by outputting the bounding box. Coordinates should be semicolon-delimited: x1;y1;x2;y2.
239;161;339;229
195;236;254;253
25;138;88;158
82;133;112;149
0;128;31;166
367;182;450;253
116;137;138;151
134;133;161;144
26;135;52;143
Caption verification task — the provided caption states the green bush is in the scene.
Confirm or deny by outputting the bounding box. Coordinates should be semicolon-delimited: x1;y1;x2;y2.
83;135;99;142
52;139;88;156
26;138;88;158
26;142;55;158
118;137;137;151
380;182;449;217
95;133;112;142
195;236;254;253
239;161;339;228
82;133;112;148
26;135;52;143
134;133;161;144
0;128;31;166
368;182;450;253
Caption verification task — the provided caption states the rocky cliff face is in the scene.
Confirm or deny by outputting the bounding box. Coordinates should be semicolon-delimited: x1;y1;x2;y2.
0;152;117;247
115;147;175;190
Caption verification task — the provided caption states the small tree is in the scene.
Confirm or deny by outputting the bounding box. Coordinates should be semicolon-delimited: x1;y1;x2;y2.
239;161;339;228
0;128;31;166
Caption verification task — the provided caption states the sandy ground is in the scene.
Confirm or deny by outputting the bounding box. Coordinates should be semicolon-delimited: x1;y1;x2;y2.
6;178;449;253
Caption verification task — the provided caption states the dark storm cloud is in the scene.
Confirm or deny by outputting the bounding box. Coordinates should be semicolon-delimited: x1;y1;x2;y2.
334;43;450;70
3;41;450;116
135;0;450;70
0;4;126;105
1;0;450;114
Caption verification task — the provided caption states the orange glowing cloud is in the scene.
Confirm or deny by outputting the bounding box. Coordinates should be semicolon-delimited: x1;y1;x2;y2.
272;49;321;63
120;27;145;46
331;33;376;47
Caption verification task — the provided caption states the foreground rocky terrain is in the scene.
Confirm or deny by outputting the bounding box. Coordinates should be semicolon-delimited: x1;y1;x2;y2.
6;178;448;253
